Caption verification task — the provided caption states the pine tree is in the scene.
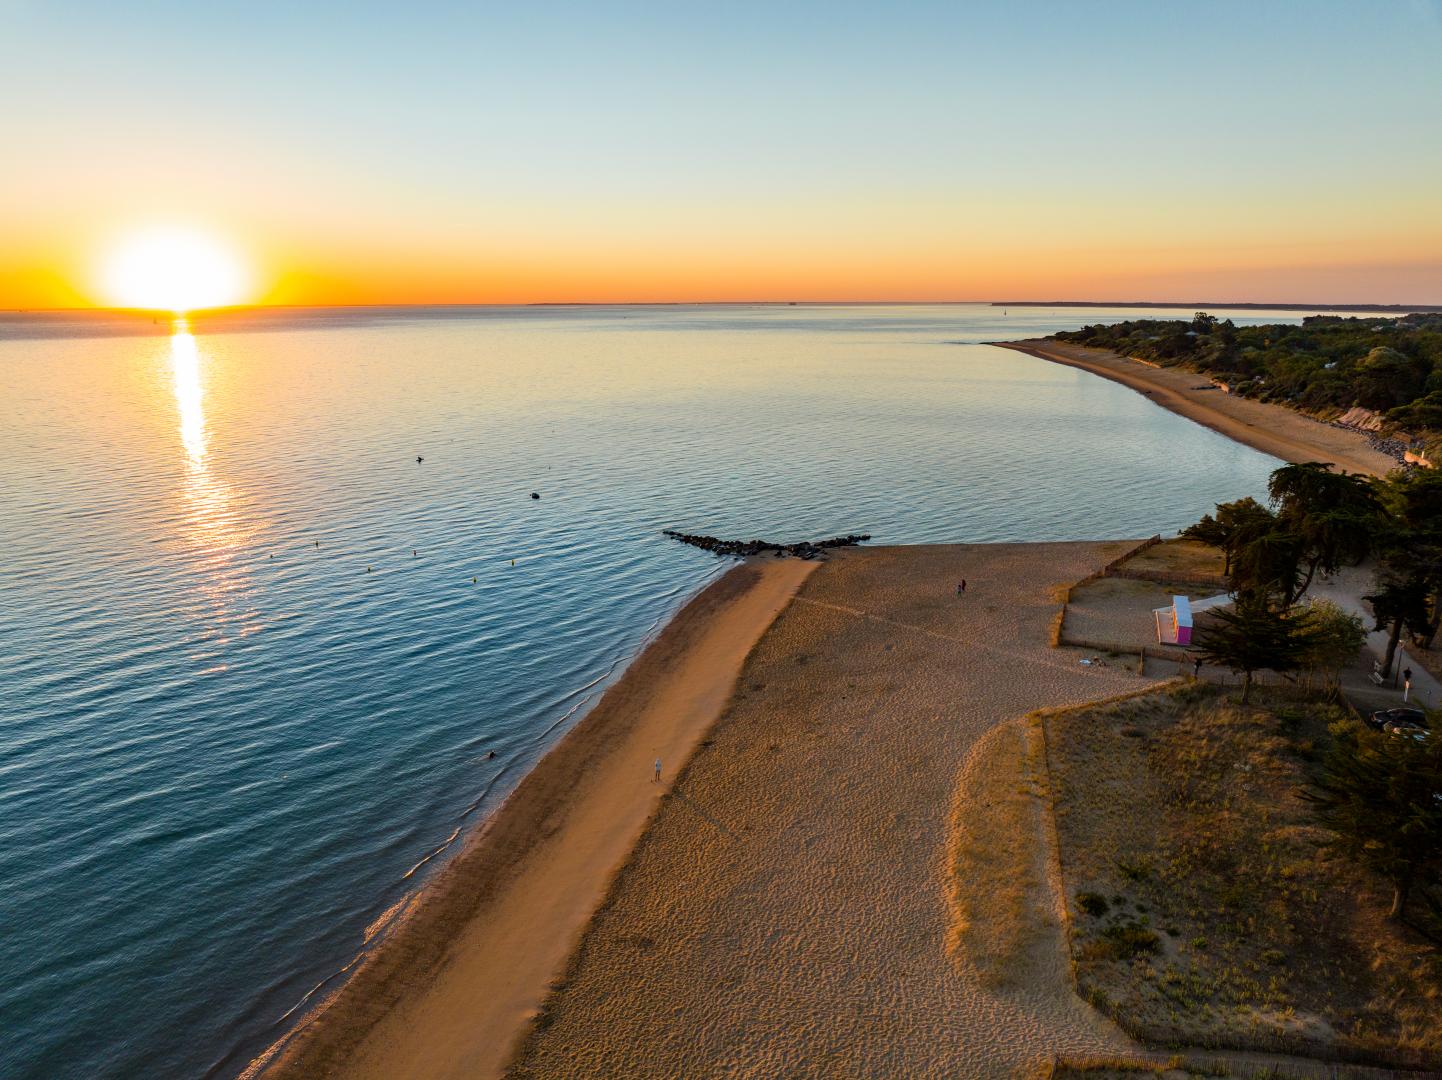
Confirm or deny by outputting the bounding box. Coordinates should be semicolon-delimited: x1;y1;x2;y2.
1195;595;1323;704
1304;725;1442;920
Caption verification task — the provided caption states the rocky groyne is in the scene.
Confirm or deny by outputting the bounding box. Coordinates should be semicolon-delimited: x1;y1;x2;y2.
663;531;870;560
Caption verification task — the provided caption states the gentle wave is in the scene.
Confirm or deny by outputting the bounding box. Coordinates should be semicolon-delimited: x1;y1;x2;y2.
0;303;1295;1080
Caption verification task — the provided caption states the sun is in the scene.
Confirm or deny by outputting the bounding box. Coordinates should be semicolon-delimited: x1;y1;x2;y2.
100;226;251;312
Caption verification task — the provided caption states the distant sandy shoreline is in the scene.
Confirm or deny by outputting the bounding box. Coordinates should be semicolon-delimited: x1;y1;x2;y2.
259;558;816;1079
992;338;1398;478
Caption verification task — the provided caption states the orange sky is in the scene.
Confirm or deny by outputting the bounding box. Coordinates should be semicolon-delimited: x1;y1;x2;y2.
3;3;1440;309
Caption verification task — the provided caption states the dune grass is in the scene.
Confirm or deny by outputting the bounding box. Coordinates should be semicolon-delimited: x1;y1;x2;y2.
1116;538;1227;580
945;719;1051;988
1042;682;1442;1069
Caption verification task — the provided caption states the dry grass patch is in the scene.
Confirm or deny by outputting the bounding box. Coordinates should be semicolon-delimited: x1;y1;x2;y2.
1117;539;1227;580
1048;1061;1405;1080
945;719;1056;990
1044;683;1442;1068
1049;1062;1218;1080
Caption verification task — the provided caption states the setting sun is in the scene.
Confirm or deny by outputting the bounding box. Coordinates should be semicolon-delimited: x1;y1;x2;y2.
100;227;250;312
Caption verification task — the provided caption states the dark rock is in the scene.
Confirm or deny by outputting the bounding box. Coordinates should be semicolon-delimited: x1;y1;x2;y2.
662;530;870;560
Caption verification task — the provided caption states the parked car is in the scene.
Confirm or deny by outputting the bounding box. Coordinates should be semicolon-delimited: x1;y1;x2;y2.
1367;707;1428;732
1383;719;1429;742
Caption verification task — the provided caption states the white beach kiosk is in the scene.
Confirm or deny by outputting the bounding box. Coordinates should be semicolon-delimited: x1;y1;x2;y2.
1154;593;1232;646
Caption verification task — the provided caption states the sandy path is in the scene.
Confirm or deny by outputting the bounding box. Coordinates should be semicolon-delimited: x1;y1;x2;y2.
993;339;1398;478
265;557;817;1080
510;543;1158;1078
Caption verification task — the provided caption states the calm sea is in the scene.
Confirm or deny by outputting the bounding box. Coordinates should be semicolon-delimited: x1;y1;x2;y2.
2;303;1306;1077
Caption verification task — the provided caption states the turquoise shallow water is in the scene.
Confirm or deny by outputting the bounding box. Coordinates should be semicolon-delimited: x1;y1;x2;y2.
1;303;1300;1077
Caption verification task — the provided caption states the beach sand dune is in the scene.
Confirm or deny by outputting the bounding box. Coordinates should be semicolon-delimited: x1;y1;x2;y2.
510;543;1151;1078
265;557;816;1080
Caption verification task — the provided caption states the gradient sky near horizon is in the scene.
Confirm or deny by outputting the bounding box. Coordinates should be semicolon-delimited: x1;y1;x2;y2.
2;0;1440;308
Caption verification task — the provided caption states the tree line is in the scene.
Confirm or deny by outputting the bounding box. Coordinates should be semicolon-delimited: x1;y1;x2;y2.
1187;462;1442;687
1184;461;1442;925
1054;312;1442;433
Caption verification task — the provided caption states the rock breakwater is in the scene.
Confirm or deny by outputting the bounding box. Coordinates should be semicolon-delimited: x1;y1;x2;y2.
663;531;870;560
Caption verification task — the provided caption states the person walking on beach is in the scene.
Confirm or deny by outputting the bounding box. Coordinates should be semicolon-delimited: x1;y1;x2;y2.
653;758;662;783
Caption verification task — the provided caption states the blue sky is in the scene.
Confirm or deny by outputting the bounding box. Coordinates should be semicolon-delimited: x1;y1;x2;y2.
3;1;1439;304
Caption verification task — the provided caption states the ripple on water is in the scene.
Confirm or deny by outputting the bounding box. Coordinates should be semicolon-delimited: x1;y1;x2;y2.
0;304;1291;1079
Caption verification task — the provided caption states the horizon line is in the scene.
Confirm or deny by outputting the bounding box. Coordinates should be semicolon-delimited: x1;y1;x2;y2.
5;298;1441;316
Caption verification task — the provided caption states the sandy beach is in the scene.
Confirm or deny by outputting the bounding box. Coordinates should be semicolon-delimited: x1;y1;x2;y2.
252;339;1406;1080
254;336;1407;1078
263;557;816;1079
509;542;1155;1077
993;338;1399;478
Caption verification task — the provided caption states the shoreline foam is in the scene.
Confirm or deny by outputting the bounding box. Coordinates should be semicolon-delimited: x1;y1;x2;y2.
992;338;1398;478
260;556;816;1079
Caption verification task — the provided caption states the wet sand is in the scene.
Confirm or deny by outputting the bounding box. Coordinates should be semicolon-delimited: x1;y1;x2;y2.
509;542;1156;1078
262;557;817;1079
993;338;1398;478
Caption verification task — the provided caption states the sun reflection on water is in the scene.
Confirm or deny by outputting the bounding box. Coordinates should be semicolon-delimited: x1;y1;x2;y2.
168;320;262;657
171;323;208;465
170;320;235;543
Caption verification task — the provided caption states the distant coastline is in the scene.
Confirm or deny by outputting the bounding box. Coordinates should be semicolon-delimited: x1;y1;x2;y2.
991;338;1398;477
991;300;1442;313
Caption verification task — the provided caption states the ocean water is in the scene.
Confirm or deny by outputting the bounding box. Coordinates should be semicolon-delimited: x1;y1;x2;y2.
1;303;1307;1078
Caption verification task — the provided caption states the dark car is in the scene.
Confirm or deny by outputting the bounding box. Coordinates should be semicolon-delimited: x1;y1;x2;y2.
1367;707;1428;732
1384;719;1429;742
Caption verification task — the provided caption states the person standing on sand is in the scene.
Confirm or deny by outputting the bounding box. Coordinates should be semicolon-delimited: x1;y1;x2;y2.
653;758;661;783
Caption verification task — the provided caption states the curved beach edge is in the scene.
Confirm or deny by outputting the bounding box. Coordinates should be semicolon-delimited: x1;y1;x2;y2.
990;338;1399;479
255;556;819;1080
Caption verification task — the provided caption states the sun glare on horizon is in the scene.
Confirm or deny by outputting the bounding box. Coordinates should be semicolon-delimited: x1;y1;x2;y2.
100;227;251;312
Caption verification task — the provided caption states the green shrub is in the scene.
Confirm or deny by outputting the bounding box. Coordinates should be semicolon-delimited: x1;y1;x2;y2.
1100;922;1161;959
1076;891;1110;917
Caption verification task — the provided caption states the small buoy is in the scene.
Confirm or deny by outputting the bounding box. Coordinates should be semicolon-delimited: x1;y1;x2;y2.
530;492;540;500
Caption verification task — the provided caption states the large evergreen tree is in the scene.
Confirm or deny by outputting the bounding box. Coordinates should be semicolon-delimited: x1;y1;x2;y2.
1304;725;1442;920
1195;596;1324;703
1364;573;1431;678
1267;462;1381;605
